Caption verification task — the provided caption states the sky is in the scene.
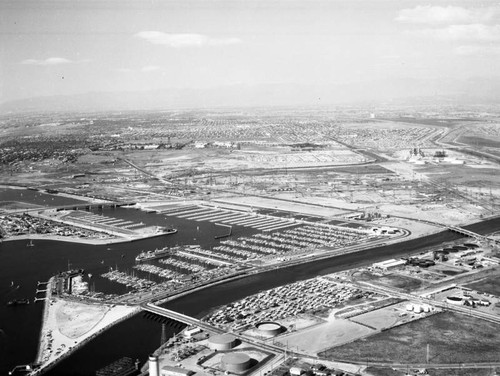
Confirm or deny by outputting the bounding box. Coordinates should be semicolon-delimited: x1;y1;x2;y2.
1;0;499;104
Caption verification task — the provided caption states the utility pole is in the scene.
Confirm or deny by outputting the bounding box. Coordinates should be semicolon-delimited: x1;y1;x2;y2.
161;323;167;346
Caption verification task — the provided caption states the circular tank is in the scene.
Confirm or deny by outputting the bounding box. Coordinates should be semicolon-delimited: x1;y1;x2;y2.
209;333;237;350
255;321;282;336
446;296;463;305
221;352;251;372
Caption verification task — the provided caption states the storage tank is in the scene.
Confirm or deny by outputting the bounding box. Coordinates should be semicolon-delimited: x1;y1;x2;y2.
208;333;238;350
255;321;283;337
149;355;160;376
413;304;422;313
446;296;463;305
221;353;251;372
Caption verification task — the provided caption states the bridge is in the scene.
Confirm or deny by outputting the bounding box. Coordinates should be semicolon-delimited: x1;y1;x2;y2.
10;201;136;214
140;303;225;334
447;225;498;244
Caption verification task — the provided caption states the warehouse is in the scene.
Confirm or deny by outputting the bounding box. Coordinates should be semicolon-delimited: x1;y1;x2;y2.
373;258;406;271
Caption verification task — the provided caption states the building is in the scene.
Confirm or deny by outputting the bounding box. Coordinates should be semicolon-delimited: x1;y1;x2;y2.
290;367;304;376
183;326;202;338
373;258;406;271
161;366;194;376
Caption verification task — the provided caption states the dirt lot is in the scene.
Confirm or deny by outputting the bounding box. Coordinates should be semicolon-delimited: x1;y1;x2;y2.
276;317;375;355
350;303;411;331
466;276;500;297
319;311;500;364
354;271;424;292
56;301;109;338
367;367;500;376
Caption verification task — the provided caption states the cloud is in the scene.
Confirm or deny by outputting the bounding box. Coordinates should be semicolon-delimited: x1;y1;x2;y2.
20;57;91;66
141;65;161;72
134;31;241;47
116;68;134;73
412;24;500;42
396;5;496;24
455;45;500;56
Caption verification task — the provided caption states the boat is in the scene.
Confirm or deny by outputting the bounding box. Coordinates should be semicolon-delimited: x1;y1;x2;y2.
135;247;174;262
7;298;30;307
61;268;85;278
26;240;34;247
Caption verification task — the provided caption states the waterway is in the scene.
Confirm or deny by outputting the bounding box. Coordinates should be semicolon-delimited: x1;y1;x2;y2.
0;188;257;375
44;228;472;376
1;187;499;375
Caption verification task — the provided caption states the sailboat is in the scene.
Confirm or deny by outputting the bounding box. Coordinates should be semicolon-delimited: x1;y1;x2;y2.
26;239;34;247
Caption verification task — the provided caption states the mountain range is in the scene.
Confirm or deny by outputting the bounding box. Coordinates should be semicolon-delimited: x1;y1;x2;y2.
2;77;500;113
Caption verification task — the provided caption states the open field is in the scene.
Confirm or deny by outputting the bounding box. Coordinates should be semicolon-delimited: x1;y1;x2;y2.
319;311;500;364
353;271;424;292
465;277;500;298
365;367;404;376
367;366;500;376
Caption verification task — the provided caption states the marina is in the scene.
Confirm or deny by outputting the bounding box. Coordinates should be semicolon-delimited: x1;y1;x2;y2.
0;187;499;375
146;203;313;231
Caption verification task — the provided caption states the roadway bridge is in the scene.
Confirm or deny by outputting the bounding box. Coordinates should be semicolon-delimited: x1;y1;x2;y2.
141;303;295;355
447;225;499;244
140;303;224;334
54;201;136;211
10;201;136;214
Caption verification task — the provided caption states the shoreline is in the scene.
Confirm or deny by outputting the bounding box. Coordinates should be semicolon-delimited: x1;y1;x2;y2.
1;233;154;246
32;297;140;376
28;218;490;375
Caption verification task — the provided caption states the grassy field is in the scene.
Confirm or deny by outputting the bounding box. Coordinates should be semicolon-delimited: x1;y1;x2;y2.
466;277;500;297
319;311;500;364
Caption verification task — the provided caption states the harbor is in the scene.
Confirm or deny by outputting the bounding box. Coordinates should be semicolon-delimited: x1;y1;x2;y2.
1;187;499;375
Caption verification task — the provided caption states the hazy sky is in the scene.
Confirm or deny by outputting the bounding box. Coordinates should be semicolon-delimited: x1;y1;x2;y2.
1;0;499;103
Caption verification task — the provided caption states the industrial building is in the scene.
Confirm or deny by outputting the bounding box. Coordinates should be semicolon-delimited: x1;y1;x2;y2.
161;365;194;376
372;258;406;271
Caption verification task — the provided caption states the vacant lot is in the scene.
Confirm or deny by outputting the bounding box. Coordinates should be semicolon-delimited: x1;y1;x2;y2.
319;311;500;364
354;271;424;292
466;276;500;297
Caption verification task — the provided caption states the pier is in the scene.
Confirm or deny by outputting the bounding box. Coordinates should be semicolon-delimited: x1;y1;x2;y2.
8;364;35;375
214;223;232;239
34;280;51;302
